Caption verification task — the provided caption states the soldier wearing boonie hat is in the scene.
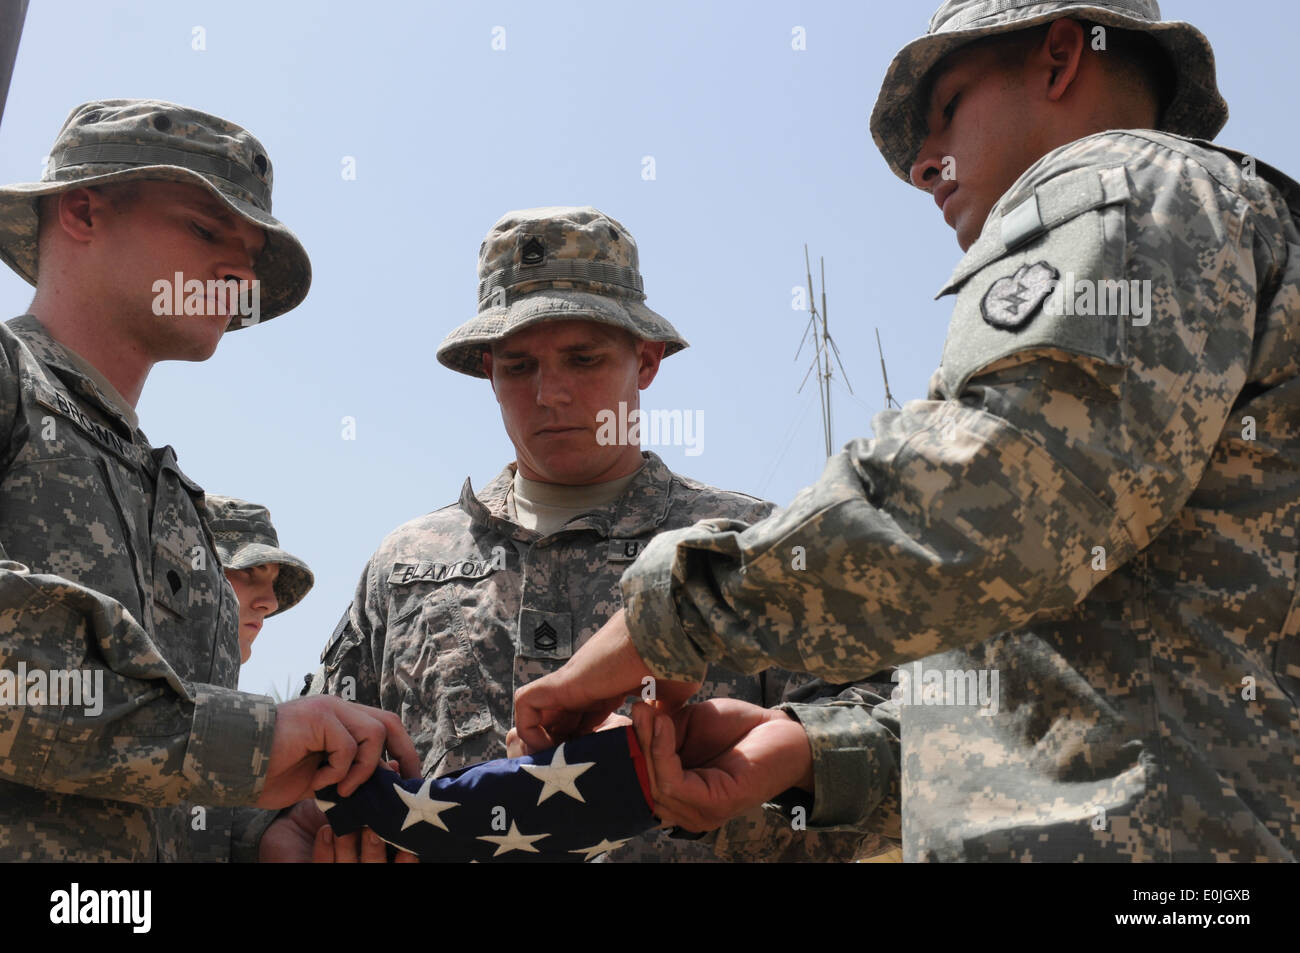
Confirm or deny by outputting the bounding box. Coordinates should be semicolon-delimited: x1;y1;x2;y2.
0;98;311;323
165;495;315;863
511;2;1300;863
868;0;1228;183
309;206;900;863
205;494;315;658
0;99;417;863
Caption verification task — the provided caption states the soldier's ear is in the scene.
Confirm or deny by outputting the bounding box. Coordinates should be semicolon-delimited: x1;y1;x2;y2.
53;188;102;244
482;350;497;396
636;340;666;390
1040;17;1086;104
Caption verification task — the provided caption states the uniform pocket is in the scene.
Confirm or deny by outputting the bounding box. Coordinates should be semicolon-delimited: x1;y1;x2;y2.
151;540;191;620
148;455;230;684
385;583;493;775
0;457;137;599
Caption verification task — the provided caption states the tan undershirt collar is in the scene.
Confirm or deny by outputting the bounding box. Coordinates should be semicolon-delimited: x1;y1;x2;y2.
510;466;643;536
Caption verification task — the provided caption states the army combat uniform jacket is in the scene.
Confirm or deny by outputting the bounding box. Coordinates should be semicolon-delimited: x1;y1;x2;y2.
619;132;1300;861
0;315;276;861
313;451;894;861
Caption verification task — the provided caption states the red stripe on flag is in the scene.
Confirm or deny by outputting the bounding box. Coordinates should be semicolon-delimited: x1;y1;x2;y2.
625;724;655;811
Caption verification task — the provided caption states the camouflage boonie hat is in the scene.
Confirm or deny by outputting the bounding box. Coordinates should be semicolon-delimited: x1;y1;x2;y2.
0;99;311;323
436;206;688;378
204;495;314;615
870;0;1229;181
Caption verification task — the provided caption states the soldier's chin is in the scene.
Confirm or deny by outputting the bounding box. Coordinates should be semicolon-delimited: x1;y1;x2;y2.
528;446;609;484
163;315;227;362
956;204;992;252
956;218;977;251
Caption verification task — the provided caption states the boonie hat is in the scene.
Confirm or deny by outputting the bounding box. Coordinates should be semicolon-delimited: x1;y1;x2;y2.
437;206;688;378
204;494;314;615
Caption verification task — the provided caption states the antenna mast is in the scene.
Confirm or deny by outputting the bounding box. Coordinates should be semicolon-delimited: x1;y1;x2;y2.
795;245;853;458
876;327;899;410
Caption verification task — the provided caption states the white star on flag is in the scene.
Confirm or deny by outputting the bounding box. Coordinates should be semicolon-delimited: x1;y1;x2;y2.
520;742;595;804
394;779;460;832
314;798;337;813
476;820;550;857
569;837;632;862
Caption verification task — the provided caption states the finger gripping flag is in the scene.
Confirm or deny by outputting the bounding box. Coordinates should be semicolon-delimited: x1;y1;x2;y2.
315;726;656;862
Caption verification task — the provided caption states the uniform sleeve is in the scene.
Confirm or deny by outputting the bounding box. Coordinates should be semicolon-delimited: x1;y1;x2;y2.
724;499;902;834
0;559;276;806
773;676;900;833
307;557;382;707
229;805;280;862
621;132;1265;684
755;658;900;832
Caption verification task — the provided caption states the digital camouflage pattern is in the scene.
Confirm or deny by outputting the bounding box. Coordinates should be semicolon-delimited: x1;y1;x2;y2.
869;0;1229;182
204;493;314;615
621;131;1300;861
309;451;896;861
177;495;315;861
0;315;277;861
0;99;310;324
437;207;688;378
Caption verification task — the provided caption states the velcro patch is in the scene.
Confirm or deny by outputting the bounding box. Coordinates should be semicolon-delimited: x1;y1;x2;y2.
32;387;146;467
517;608;573;660
388;556;503;586
981;261;1059;331
607;538;646;563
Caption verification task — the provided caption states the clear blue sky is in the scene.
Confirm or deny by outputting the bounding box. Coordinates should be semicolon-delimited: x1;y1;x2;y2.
1;1;1293;696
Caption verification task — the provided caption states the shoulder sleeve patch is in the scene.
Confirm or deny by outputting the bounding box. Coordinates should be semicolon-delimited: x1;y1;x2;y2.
938;166;1133;396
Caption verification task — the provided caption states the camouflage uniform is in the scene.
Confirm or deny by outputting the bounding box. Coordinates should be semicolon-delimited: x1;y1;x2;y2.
616;4;1300;861
314;204;896;861
624;134;1300;861
0;100;310;860
0;316;275;860
311;451;895;861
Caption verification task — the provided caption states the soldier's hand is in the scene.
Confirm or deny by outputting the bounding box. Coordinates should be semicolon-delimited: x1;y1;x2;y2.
257;696;420;809
633;699;814;832
506;712;633;758
259;798;328;862
312;760;418;863
513;609;699;751
314;826;419;863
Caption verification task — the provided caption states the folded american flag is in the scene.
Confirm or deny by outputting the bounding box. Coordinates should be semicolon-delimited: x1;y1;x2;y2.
315;725;657;862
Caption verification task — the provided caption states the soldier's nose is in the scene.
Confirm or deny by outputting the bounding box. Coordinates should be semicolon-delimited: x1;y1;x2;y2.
910;149;945;192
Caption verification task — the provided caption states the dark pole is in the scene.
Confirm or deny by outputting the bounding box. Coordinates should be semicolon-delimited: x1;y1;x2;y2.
0;0;29;129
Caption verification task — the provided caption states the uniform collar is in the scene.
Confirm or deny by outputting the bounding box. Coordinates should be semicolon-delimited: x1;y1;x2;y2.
7;315;140;437
458;450;677;540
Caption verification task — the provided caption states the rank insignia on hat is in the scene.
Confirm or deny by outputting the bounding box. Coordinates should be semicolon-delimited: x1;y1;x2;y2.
981;261;1059;331
534;620;558;651
521;237;545;266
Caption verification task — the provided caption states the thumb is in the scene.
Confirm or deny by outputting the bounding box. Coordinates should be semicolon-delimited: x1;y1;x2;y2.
505;727;533;759
648;707;684;801
513;681;562;751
